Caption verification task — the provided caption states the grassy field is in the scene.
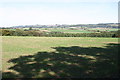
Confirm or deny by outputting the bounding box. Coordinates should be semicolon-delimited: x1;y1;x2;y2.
22;27;118;33
2;36;119;78
23;28;94;33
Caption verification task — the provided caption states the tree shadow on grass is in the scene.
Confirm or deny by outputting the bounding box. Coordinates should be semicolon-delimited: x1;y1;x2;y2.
2;43;119;78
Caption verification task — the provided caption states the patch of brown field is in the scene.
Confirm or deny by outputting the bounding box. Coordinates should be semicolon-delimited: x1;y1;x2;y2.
102;42;119;44
40;30;50;32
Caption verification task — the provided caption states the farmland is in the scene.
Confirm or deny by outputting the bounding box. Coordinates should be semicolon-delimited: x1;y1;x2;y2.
1;0;119;78
22;27;118;33
2;36;119;78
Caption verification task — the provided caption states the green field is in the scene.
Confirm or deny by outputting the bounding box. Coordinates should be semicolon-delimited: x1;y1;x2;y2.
22;28;94;33
22;27;119;33
2;36;119;78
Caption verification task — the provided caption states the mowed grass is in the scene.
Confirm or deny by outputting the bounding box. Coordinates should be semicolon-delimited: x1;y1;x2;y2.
2;36;119;78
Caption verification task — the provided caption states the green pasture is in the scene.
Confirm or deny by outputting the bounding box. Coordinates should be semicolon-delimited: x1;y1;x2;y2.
2;36;119;78
18;27;119;33
22;28;93;33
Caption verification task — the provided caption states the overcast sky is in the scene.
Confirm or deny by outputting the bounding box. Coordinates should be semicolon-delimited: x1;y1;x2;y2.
0;0;119;27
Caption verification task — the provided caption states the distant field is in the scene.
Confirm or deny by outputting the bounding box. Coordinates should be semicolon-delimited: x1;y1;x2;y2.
89;28;118;31
21;27;119;33
48;29;93;33
22;28;93;33
2;36;119;78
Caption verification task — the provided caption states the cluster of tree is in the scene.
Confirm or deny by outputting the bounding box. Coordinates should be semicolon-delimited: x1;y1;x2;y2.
45;32;115;37
113;30;120;37
0;29;45;36
0;29;120;37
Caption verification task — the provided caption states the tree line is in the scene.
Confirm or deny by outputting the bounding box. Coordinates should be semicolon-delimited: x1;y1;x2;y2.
0;29;120;37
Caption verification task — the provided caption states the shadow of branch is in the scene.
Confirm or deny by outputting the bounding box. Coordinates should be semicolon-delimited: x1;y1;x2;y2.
2;43;119;78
